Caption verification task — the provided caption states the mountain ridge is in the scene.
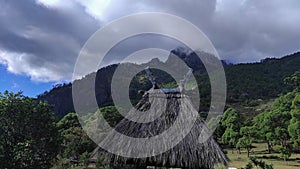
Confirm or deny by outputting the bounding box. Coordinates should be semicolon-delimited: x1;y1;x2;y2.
37;48;300;117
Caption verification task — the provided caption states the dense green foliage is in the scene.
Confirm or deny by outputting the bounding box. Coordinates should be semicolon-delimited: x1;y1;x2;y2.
58;113;95;160
0;91;111;169
285;71;300;91
220;71;300;165
52;112;96;168
244;156;273;169
286;71;300;157
221;108;242;152
236;126;255;157
0;91;60;169
52;107;124;169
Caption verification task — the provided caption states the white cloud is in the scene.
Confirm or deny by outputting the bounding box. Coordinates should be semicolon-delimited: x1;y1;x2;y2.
76;0;111;20
0;50;69;82
36;0;71;8
1;0;300;82
36;0;112;21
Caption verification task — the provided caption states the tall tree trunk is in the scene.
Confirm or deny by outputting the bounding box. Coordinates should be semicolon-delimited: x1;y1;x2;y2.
237;147;241;154
267;141;272;153
284;157;287;165
247;148;250;157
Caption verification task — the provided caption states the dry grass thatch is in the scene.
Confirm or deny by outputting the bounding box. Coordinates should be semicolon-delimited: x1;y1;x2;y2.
91;90;228;169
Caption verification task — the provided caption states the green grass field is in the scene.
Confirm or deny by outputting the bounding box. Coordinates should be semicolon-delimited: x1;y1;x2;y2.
223;143;300;169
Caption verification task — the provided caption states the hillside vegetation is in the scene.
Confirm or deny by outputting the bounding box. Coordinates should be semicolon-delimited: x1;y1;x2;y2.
37;48;300;117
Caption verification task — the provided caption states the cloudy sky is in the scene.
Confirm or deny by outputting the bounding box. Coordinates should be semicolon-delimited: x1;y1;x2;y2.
0;0;300;96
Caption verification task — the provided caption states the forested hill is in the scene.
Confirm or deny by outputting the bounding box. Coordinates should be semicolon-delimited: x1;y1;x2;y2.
226;52;300;102
37;49;300;118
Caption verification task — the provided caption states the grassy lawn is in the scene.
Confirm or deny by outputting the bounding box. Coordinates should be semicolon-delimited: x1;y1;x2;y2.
224;143;300;169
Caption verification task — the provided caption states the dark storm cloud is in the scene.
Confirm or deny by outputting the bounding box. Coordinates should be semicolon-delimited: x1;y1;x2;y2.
136;0;300;63
0;0;300;81
0;0;99;81
209;0;300;62
107;0;300;63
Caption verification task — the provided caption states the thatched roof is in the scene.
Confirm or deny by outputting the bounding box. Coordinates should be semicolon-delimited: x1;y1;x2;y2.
91;90;227;169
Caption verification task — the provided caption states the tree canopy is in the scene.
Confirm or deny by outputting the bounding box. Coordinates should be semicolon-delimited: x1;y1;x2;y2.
0;91;60;169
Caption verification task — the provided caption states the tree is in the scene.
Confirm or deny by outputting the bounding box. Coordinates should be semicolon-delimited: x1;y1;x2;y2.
288;93;300;150
99;106;123;127
80;151;90;168
207;115;224;140
270;92;294;148
253;112;273;153
278;145;291;163
221;108;243;128
248;156;273;169
253;92;294;150
57;112;81;131
222;127;239;153
221;108;243;153
284;71;300;91
0;91;60;169
237;126;255;157
57;113;96;161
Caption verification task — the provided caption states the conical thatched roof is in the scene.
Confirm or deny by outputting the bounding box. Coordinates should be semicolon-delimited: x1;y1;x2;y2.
91;89;227;169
